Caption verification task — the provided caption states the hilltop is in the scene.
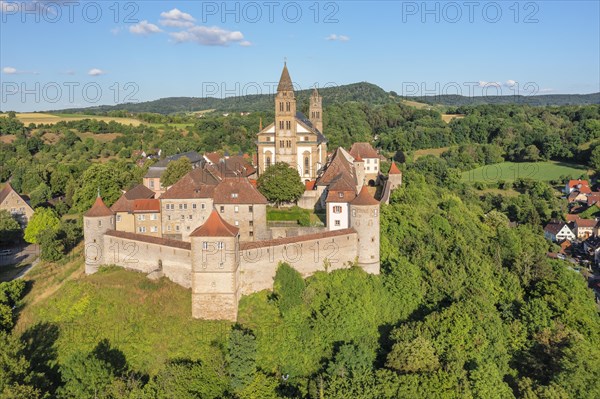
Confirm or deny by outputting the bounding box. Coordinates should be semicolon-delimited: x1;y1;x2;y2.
44;83;599;115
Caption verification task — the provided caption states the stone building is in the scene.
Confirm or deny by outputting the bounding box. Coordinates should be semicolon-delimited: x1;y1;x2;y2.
83;64;401;321
256;63;328;181
0;183;34;227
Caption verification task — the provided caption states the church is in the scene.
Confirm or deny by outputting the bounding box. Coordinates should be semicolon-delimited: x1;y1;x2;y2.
256;63;328;181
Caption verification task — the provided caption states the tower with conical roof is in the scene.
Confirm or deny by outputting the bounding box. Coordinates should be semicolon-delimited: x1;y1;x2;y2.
309;87;323;133
83;195;115;274
388;161;402;190
275;62;297;168
190;209;241;321
349;186;380;274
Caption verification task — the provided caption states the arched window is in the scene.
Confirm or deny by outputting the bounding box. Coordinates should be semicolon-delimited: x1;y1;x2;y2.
266;157;271;168
279;102;284;112
304;157;309;172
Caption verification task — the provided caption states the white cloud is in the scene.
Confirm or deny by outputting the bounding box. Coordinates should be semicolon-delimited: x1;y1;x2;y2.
2;66;17;74
110;26;122;35
170;26;244;46
504;80;517;87
129;20;162;35
160;8;195;27
325;34;350;42
478;81;501;88
88;68;105;76
240;41;253;47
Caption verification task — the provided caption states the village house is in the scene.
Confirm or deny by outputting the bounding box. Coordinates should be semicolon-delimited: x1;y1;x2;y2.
543;220;576;242
565;179;590;194
0;183;34;227
574;218;597;240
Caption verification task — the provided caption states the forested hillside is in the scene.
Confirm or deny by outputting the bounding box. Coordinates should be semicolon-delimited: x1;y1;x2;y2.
409;92;600;107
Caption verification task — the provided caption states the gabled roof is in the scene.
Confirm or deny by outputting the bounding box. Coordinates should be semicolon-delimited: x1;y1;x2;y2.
351;186;380;206
389;161;401;175
153;151;203;168
190;210;239;237
277;63;294;92
84;196;114;217
575;218;598;228
349;142;379;159
317;147;356;187
0;183;16;204
213;177;267;204
567;179;590;189
124;184;155;200
204;151;222;164
295;112;327;141
160;167;220;199
544;221;570;235
133;199;160;213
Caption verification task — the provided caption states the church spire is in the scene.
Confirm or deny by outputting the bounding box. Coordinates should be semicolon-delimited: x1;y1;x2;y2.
277;62;294;93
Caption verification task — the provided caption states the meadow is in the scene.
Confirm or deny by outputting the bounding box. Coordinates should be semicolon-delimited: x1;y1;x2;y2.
1;112;143;126
462;161;590;183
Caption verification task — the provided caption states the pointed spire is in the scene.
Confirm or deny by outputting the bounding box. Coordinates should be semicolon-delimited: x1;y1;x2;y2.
351;186;380;206
190;210;239;237
389;161;401;175
277;62;294;92
84;196;114;217
312;86;319;97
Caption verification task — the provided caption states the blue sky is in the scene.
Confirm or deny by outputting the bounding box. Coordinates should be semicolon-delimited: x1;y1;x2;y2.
1;0;599;111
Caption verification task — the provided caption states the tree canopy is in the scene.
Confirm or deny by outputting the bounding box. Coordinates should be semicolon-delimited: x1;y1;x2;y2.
257;162;305;206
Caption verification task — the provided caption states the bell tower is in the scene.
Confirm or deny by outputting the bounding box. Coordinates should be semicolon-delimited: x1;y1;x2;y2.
309;87;323;133
275;62;297;168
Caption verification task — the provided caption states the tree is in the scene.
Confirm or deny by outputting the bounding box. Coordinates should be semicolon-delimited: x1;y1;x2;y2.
161;156;192;187
24;208;60;244
257;162;305;206
29;182;52;208
227;325;257;393
386;336;440;374
0;210;22;245
38;228;64;262
273;262;305;316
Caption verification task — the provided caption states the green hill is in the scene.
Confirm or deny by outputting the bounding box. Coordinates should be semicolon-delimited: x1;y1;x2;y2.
408;92;600;107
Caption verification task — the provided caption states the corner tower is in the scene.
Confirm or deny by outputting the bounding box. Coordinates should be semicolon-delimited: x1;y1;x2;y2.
190;209;240;321
83;195;115;274
275;62;297;167
309;87;323;133
349;186;380;274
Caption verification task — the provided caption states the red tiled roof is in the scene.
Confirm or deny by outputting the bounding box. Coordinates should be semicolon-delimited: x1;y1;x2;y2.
305;180;316;190
84;196;114;217
110;195;133;213
204;151;222;164
389;161;401;175
133;199;160;213
105;230;190;250
240;228;356;250
544;221;567;235
124;184;155;200
576;218;598;228
567;179;590;188
565;214;581;222
587;192;600;205
190;210;239;237
349;142;379;159
213;177;267;204
578;185;592;194
317;147;356;186
351;186;380;206
160;167;220;199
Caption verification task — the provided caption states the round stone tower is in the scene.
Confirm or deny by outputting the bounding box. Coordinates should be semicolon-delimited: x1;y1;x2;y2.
190;209;240;321
349;186;380;274
83;195;115;274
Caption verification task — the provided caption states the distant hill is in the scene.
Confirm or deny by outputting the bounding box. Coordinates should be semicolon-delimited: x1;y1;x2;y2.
48;82;399;115
407;93;600;107
46;84;599;115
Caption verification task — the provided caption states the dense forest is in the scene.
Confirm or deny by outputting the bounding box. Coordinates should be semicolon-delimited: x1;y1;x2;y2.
1;166;599;398
408;92;600;107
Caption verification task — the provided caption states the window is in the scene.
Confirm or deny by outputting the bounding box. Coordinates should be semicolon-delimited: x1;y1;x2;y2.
98;220;102;227
186;226;190;231
333;206;342;213
279;102;284;112
234;206;239;213
286;102;290;111
235;220;239;226
366;159;370;164
374;166;378;171
201;203;206;210
217;242;224;249
149;180;154;188
279;121;284;129
175;225;180;231
166;204;174;210
249;206;253;212
151;214;157;220
352;209;356;217
188;215;193;220
366;167;370;171
167;225;171;231
249;220;253;226
179;204;184;210
180;215;185;220
280;140;284;148
167;215;171;221
116;215;122;222
136;215;144;221
231;193;238;198
138;226;146;233
305;136;309;141
249;231;254;237
286;121;291;130
338;192;344;198
151;226;158;232
220;206;224;213
304;157;309;172
334;220;340;226
202;241;209;250
266;136;271;141
266;157;271;168
192;203;197;209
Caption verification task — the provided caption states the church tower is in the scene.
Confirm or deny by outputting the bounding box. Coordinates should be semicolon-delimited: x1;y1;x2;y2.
309;87;323;133
83;195;115;275
275;62;298;168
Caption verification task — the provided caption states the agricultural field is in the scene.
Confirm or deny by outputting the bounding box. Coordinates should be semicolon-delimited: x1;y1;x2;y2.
0;112;143;126
462;161;591;183
413;146;450;160
442;114;465;123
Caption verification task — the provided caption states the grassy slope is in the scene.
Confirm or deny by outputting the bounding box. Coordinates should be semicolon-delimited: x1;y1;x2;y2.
0;113;143;126
461;161;591;183
15;245;230;375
